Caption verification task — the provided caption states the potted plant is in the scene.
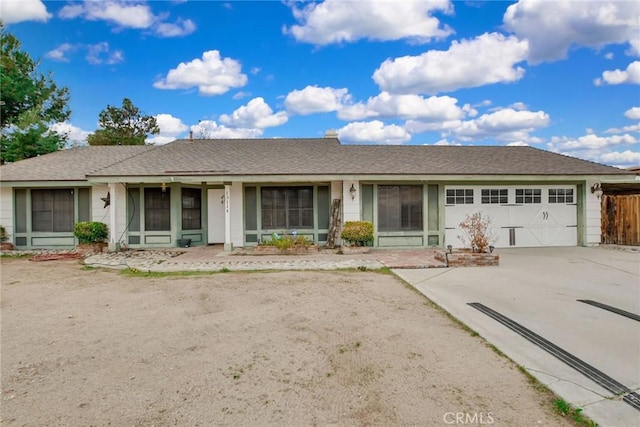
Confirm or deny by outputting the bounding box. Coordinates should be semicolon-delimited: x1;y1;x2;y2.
340;221;374;254
0;225;13;251
73;221;109;256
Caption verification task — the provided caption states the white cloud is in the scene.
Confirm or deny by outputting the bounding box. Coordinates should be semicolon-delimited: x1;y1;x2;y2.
503;0;640;63
605;124;640;134
284;0;452;45
145;136;176;145
338;92;466;122
154;50;248;95
338;120;411;145
232;91;251;100
156;113;188;134
594;61;640;86
507;141;529;147
148;112;190;144
373;32;528;94
58;4;84;19
432;138;461;146
219;98;288;129
284;85;351;115
447;108;550;143
49;122;90;146
86;42;124;65
625;107;640;120
60;1;155;29
599;150;640;165
0;0;50;24
154;18;196;37
58;1;196;38
547;130;639;167
629;38;640;57
405;119;462;134
45;43;75;62
549;133;637;150
46;42;124;65
189;120;262;139
462;104;478;117
509;102;528;111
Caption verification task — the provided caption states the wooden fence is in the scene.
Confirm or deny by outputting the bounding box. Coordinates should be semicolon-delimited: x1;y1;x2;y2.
601;194;640;246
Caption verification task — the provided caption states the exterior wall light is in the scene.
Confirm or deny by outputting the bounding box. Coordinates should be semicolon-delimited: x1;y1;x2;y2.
161;182;167;192
349;183;357;200
590;183;603;199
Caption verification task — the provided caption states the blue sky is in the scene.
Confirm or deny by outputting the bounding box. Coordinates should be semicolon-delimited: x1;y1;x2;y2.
2;0;639;167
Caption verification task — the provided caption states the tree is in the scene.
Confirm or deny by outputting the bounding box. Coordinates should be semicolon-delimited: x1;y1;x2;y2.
87;98;159;145
0;22;70;164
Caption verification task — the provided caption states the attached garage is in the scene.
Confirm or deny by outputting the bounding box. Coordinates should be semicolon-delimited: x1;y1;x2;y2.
444;185;578;248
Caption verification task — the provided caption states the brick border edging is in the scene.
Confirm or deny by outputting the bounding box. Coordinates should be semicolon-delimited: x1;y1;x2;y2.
434;251;499;267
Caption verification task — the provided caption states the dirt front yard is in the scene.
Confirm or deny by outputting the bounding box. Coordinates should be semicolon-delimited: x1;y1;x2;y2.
1;259;570;426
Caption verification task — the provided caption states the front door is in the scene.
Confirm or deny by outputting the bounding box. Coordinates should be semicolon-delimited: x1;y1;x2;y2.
207;189;225;244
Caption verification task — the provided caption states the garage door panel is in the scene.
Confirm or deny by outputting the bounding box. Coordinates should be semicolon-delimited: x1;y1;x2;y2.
444;185;577;248
492;228;510;248
445;228;464;247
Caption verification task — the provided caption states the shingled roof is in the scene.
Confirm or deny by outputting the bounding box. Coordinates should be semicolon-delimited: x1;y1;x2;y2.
0;145;154;182
89;138;628;177
0;138;630;182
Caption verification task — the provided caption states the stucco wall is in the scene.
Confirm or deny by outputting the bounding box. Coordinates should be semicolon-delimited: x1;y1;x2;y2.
91;185;110;223
585;180;603;246
342;180;360;222
0;187;14;244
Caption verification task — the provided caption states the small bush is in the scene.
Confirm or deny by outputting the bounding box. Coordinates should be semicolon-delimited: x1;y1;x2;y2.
261;233;313;250
458;212;495;253
0;225;9;243
73;221;109;244
341;221;374;247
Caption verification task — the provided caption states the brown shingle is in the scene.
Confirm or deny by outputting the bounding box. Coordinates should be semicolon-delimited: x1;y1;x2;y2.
0;145;155;182
1;138;630;182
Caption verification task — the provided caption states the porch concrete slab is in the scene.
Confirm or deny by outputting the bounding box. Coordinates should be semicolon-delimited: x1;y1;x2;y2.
82;245;446;271
393;246;640;427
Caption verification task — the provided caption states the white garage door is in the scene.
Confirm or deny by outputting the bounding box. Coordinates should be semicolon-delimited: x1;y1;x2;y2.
444;185;577;248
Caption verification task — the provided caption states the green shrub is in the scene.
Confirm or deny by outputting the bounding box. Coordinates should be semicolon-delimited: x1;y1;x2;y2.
341;221;374;246
0;225;8;243
73;221;109;244
260;233;313;250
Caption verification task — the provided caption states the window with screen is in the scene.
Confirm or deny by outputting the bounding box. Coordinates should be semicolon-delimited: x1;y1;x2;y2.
145;188;171;231
378;185;423;231
181;188;201;230
261;187;314;229
31;189;74;232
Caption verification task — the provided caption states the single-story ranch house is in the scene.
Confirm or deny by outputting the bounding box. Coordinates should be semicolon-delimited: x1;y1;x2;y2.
0;135;635;251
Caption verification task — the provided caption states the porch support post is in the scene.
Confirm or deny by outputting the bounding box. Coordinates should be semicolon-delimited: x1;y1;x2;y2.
108;182;119;252
224;183;233;251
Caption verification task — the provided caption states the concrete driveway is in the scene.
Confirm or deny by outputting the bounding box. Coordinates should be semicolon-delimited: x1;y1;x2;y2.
393;247;640;427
